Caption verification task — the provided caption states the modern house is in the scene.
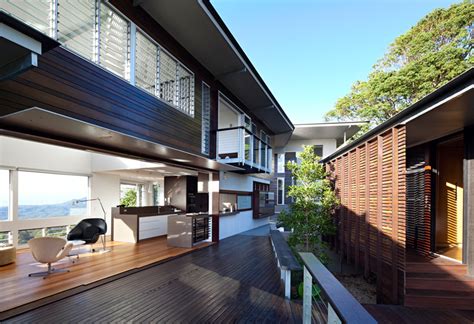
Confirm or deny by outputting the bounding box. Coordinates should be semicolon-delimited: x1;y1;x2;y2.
322;68;474;309
272;122;365;211
0;0;299;314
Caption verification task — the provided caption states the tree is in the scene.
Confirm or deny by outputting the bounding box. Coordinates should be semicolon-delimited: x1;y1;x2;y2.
120;189;137;207
278;146;338;262
325;1;473;131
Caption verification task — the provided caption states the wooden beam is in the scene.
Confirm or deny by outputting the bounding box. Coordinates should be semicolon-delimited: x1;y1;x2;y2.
364;141;370;278
376;135;383;303
391;127;399;303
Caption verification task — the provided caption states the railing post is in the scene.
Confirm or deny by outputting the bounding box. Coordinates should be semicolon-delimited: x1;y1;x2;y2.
303;265;312;324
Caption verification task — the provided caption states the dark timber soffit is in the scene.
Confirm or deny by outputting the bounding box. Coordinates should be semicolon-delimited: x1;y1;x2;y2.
137;0;294;135
321;67;474;163
0;108;242;172
0;11;60;81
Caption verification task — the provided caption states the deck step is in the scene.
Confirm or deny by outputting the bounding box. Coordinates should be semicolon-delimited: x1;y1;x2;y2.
405;261;473;309
405;263;467;273
404;295;474;310
406;278;474;291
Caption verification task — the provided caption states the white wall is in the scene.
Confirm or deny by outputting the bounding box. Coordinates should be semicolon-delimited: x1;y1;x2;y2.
90;173;120;235
273;138;337;158
219;211;268;239
218;172;270;239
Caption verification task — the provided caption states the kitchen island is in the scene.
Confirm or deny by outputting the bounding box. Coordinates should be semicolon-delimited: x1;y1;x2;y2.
112;207;210;247
167;213;210;248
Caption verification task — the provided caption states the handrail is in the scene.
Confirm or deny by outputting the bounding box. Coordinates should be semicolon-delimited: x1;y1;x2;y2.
299;252;377;324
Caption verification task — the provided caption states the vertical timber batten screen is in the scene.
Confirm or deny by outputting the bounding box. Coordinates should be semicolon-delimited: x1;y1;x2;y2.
327;125;407;304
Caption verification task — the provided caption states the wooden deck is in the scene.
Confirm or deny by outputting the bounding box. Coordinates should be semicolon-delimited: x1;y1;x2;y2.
365;304;474;323
0;236;212;318
405;249;474;309
2;234;303;322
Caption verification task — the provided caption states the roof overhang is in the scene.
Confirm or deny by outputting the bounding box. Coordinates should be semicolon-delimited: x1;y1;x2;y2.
136;0;294;135
321;68;474;163
0;11;59;81
0;108;242;173
291;122;367;141
404;85;473;148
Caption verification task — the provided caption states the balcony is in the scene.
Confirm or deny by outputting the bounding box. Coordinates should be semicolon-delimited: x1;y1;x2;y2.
217;127;272;173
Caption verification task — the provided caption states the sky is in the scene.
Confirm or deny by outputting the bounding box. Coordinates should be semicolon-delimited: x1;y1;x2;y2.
212;0;459;124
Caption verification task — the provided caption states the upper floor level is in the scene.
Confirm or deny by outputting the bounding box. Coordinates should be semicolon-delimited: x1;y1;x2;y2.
0;0;293;173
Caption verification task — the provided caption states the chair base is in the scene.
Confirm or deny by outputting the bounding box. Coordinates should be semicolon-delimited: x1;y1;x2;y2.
29;263;70;279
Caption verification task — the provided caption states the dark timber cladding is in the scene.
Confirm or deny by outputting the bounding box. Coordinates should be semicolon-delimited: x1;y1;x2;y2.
0;0;277;159
327;126;406;304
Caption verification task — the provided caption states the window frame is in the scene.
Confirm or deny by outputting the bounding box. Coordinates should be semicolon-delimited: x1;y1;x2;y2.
277;177;285;205
219;190;253;213
201;82;211;155
277;153;285;173
0;168;10;222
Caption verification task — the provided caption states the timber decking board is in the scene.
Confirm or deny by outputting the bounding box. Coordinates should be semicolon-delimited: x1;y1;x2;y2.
365;304;474;324
0;236;212;316
3;235;303;323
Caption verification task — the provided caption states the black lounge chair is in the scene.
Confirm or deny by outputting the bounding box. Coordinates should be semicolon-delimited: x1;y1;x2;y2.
67;218;107;252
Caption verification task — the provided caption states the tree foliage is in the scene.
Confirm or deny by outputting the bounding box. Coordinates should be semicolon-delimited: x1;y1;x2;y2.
120;189;137;207
278;146;338;262
325;1;473;130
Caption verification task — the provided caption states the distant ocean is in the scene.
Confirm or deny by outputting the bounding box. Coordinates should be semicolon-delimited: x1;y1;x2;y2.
0;198;87;221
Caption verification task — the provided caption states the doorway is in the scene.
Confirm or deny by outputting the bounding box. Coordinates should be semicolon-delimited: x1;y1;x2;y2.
435;137;464;261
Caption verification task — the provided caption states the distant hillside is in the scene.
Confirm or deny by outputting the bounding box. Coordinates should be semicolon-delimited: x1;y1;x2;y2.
0;198;86;220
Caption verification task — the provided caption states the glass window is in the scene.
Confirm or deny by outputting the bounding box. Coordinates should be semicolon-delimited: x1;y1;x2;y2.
0;0;52;36
159;50;177;106
99;3;129;79
219;193;236;213
314;145;323;158
201;83;211;155
237;195;252;210
277;178;285;205
0;231;11;245
120;183;137;207
18;171;89;220
18;228;43;246
177;64;194;116
0;170;9;221
46;226;68;238
57;0;96;61
135;31;158;95
277;153;285;173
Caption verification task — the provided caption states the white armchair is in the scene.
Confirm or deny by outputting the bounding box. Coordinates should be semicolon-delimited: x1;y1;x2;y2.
28;237;73;279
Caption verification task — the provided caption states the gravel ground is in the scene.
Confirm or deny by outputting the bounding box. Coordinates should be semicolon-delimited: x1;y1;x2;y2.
334;274;377;304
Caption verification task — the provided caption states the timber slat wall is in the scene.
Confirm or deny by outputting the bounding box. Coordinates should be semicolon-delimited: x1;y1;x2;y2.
327;125;407;304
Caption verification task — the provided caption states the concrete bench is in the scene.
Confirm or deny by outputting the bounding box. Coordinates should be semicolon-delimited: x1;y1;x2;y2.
270;230;301;299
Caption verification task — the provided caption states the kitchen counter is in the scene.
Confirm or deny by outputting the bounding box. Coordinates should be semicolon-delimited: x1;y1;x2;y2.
112;206;184;243
167;213;210;248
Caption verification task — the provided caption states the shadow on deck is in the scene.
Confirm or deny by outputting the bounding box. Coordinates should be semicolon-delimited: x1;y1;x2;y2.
3;234;302;323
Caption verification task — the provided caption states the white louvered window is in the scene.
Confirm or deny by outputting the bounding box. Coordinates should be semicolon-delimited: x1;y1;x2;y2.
0;0;52;36
201;83;211;155
159;50;177;106
177;64;194;116
57;0;96;61
99;3;129;79
135;31;158;95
